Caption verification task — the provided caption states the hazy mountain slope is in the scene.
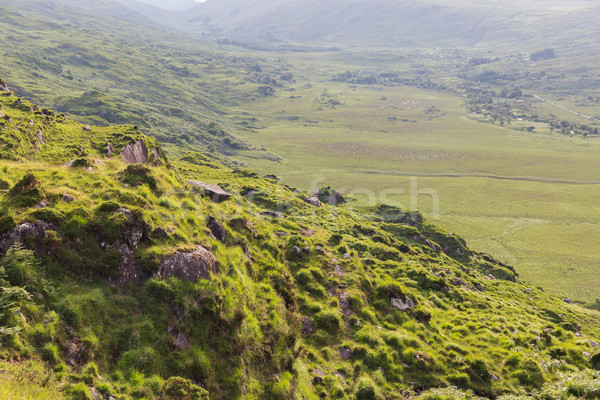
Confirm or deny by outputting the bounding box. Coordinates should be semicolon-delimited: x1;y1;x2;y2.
179;0;600;50
130;0;198;11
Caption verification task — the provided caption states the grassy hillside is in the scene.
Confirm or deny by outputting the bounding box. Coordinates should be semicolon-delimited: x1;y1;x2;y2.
3;81;600;399
0;0;290;161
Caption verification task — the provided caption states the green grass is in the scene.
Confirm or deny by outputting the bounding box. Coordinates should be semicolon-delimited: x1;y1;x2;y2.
224;53;600;302
0;361;65;400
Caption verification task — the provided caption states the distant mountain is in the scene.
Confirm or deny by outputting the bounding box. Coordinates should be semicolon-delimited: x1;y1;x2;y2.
171;0;600;50
128;0;198;11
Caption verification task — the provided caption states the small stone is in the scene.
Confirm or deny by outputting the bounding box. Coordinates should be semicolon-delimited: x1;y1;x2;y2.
589;340;600;348
62;194;75;203
301;317;315;334
524;288;533;293
83;126;91;131
391;295;415;311
338;348;353;360
564;298;572;304
260;210;282;218
343;253;351;259
304;197;322;207
33;200;49;209
151;227;170;240
173;333;190;351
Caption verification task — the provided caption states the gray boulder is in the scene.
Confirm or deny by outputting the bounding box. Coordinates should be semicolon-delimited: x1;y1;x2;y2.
391;294;415;311
187;180;232;203
159;246;218;282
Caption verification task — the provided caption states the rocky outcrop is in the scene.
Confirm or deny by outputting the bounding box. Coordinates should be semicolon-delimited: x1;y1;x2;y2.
314;187;345;205
120;141;148;164
159;246;218;282
187;180;232;203
112;243;140;286
0;80;9;92
207;216;227;243
112;208;151;248
0;220;52;254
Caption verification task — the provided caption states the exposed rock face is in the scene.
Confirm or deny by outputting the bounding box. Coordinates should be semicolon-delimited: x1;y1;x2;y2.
159;246;218;282
113;243;140;286
187;180;232;203
207;216;227;243
0;80;8;92
304;197;321;207
0;221;52;254
120;141;148;164
391;294;415;311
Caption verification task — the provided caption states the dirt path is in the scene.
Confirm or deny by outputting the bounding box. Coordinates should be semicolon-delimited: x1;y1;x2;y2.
533;94;600;121
356;169;600;185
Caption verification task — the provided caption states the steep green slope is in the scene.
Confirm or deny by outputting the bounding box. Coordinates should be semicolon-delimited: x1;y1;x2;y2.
2;82;600;400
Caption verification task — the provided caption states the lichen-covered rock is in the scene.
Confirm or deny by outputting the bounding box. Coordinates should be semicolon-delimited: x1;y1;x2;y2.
112;243;140;286
159;246;218;282
120;141;148;164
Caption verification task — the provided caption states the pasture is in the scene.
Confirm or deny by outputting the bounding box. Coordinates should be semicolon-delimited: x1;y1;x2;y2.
229;55;600;301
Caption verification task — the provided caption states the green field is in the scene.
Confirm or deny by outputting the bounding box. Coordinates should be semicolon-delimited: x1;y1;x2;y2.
229;55;600;302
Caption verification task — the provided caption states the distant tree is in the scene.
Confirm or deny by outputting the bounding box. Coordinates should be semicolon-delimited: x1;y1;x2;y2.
530;48;556;61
